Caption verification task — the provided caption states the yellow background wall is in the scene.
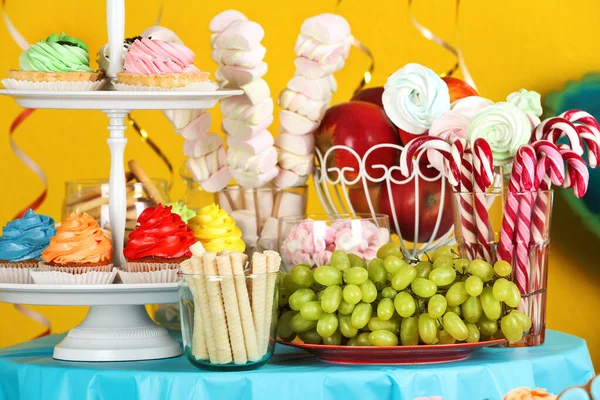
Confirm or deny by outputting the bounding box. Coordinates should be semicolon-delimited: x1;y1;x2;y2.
1;0;600;365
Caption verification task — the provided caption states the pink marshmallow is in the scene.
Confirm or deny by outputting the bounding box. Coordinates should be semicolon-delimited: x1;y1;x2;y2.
240;78;271;105
227;146;278;174
179;111;211;140
163;109;203;130
294;57;344;79
221;96;274;125
287;75;336;101
279;110;319;135
231;166;279;188
214;20;264;51
209;9;247;33
222;114;274;140
294;34;345;65
301;13;351;44
211;45;266;68
279;89;327;121
183;133;223;157
278;149;314;176
275;132;315;156
186;146;227;182
200;166;232;192
274;169;309;188
226;130;275;155
218;62;268;86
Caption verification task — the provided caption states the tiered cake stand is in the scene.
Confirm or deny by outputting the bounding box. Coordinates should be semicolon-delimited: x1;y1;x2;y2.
0;0;242;363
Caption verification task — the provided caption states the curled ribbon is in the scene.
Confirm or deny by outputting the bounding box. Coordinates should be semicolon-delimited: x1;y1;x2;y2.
408;0;477;90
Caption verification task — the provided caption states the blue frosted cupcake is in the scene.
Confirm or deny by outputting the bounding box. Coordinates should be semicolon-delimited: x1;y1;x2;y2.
0;210;56;283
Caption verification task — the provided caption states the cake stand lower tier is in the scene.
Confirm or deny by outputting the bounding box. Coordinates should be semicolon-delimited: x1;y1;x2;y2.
0;283;181;362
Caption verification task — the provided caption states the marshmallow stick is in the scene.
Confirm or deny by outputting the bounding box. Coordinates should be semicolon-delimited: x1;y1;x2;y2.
263;250;281;355
230;252;260;361
180;259;208;360
202;252;233;364
216;255;248;364
253;190;262;238
250;252;267;358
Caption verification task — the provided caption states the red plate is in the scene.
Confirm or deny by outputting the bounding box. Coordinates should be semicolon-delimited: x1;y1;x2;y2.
277;339;506;365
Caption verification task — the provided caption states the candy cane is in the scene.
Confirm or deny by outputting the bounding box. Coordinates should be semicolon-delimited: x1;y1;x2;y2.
399;136;461;185
472;139;495;263
560;110;600;168
533;117;583;156
452;139;476;260
561;149;589;198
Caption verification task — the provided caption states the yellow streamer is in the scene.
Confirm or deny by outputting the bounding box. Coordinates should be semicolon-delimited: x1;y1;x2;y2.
351;39;375;96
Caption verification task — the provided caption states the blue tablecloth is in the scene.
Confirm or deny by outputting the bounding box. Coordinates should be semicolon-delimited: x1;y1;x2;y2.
0;330;594;400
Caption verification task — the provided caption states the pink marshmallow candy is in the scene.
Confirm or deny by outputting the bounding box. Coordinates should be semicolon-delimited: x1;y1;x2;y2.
214;20;265;51
279;89;328;122
222;114;274;141
275;132;315;156
183;133;223;157
221;96;274;125
200;166;232;192
226;130;275;155
294;33;345;65
230;167;279;189
294;57;344;79
279;110;319;135
211;45;266;68
209;9;247;33
179;111;211;140
186;146;227;182
278;150;314;176
287;75;336;101
274;169;309;188
301;13;351;44
227;146;278;174
218;62;268;86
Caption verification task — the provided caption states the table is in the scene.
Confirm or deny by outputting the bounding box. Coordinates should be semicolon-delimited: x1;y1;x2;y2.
0;330;594;400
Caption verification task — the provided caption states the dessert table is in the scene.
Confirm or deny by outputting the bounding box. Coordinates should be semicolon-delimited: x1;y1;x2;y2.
0;330;593;399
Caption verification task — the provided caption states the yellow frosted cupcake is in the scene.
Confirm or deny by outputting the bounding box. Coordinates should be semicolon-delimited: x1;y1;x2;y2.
189;203;245;253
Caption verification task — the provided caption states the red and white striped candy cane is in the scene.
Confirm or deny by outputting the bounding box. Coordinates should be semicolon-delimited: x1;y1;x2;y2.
533;117;583;156
400;136;461;185
561;149;589;198
497;150;524;264
452;139;477;260
472;138;495;263
560;110;600;168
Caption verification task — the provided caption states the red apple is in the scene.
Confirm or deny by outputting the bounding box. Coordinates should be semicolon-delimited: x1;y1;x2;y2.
442;76;478;103
314;101;401;183
351;87;384;108
348;184;381;214
379;171;453;243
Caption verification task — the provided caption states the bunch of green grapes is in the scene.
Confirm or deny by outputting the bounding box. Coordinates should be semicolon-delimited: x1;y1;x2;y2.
277;243;532;346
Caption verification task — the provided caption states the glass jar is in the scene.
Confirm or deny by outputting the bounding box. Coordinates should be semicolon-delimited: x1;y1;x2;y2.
179;163;217;211
180;271;279;370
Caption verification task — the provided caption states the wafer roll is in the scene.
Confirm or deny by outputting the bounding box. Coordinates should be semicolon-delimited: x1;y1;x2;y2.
181;259;208;360
250;252;267;358
231;252;259;361
263;250;281;354
191;256;218;363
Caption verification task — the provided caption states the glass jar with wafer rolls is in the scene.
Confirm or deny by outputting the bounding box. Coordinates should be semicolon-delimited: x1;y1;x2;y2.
63;178;169;245
179;249;281;370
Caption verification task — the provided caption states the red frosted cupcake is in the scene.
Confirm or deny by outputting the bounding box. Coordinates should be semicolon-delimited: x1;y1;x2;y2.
121;204;196;283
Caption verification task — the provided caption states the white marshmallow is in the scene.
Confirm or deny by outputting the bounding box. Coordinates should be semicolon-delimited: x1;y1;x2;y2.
274;169;309;188
163;109;204;130
230;210;258;248
275;132;315;156
277;150;314;176
186;146;227;182
179;112;211;140
287;75;335;101
279;89;327;121
218;62;268;86
257;217;278;251
294;57;344;79
214;68;226;83
279;110;319;136
221;96;274;125
227;146;278;174
209;10;248;33
231;167;279;189
277;191;308;217
301;13;351;44
183;133;223;157
211;45;266;68
241;184;275;219
294;34;345;65
215;20;265;51
239;79;271;105
222;114;274;140
226;130;275;155
200;166;232;192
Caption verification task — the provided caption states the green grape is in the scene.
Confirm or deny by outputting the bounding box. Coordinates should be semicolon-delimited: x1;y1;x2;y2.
510;310;532;332
339;314;359;338
369;330;399;346
446;305;462;316
282;273;302;294
391;265;417;290
465;275;484;297
277;310;297;341
360;280;378;303
415;261;433;278
289;313;317;333
384;255;407;275
400;316;419;345
443;312;468;341
493;328;506;340
313;265;343;286
377;242;403;259
504;282;522;308
381;286;398;299
492;278;511;302
431;245;454;261
468;259;495;282
289;288;317;311
290;264;315;288
477;317;498;337
394;292;416;318
347;336;359;346
357;332;371;346
453;258;469;274
317;313;339;338
433;255;453;269
480;286;502;321
351;302;373;329
344;267;369;285
377;298;395;321
411;277;437;298
428;294;447;319
321;285;343;313
279;292;290;307
348;254;367;269
461;296;483;323
501;314;523;342
316;290;324;301
330;250;351;272
338;299;356;315
298;328;323;344
368;315;400;333
300;301;325;321
466;323;480;343
368;258;388;285
428;266;456;287
418;314;438;344
342;284;362;305
446;282;469;307
437;329;456;344
322;329;343;345
494;260;512;277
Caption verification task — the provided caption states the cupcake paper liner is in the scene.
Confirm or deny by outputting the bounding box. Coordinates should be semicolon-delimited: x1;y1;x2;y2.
126;262;180;273
0;266;34;284
38;262;114;274
2;78;106;91
118;268;179;284
112;81;218;92
30;268;118;285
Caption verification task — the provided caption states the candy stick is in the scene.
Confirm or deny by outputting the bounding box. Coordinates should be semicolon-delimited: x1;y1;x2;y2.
216;254;247;364
250;252;267;358
202;252;233;364
231;252;260;361
263;250;281;355
472;138;495;264
180;259;208;360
